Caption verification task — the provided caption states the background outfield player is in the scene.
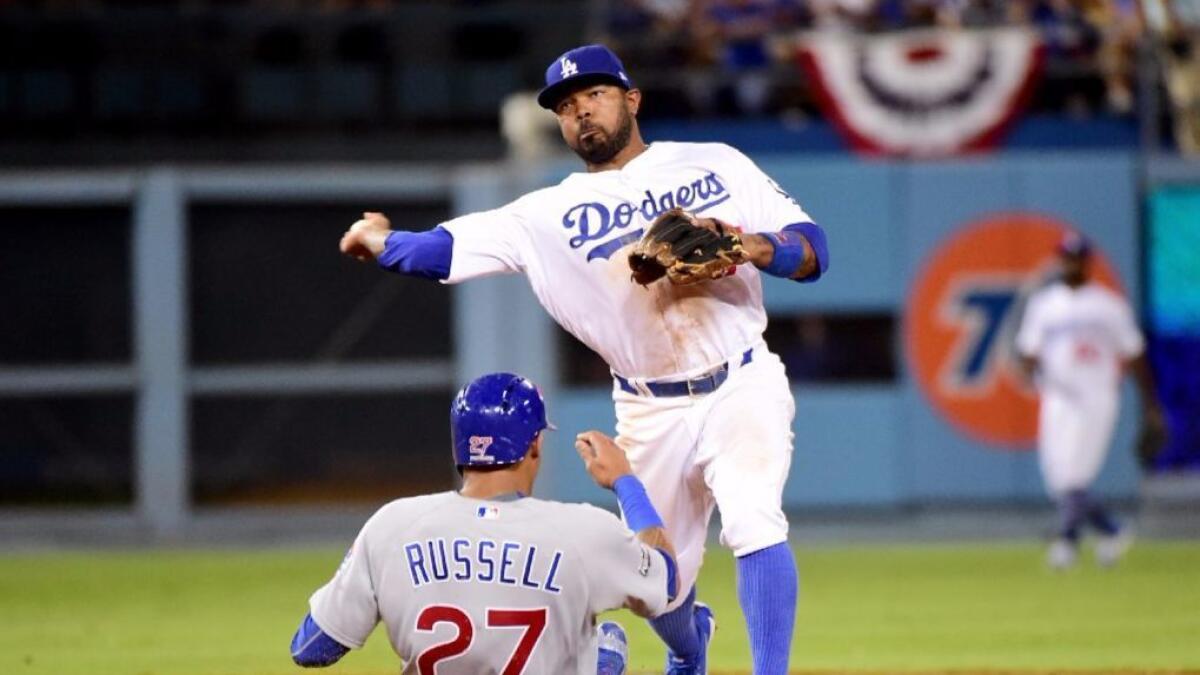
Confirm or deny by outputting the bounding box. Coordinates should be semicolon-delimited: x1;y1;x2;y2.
290;372;680;673
339;44;829;674
1016;233;1165;569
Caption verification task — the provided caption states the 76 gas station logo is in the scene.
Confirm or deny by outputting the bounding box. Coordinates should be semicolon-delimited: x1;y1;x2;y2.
905;214;1122;448
937;274;1043;396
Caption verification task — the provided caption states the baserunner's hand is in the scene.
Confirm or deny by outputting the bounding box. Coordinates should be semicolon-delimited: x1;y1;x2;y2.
575;430;633;490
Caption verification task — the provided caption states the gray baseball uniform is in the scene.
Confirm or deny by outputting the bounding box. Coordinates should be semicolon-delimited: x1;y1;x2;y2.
308;491;669;674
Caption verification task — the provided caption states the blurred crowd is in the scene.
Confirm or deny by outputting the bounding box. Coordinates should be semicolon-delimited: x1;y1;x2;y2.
605;0;1157;33
603;0;1200;126
0;0;565;8
3;0;1200;153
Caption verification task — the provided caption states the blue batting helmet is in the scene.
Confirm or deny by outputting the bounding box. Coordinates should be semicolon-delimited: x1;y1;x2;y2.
451;372;555;469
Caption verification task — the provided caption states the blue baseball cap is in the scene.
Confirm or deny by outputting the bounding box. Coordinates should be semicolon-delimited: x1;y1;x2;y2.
1057;231;1092;258
537;44;633;110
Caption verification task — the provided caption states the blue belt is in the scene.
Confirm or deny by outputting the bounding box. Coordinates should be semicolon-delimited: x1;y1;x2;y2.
615;348;754;397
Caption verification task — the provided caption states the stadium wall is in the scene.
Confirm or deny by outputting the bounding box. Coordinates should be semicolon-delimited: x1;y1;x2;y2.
0;151;1160;536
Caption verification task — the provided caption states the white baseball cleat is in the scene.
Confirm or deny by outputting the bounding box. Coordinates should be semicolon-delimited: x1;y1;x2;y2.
1095;528;1134;567
1047;538;1078;570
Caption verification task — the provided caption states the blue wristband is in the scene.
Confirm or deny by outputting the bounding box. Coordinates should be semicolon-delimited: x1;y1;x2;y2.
613;475;664;532
761;230;807;278
783;221;828;282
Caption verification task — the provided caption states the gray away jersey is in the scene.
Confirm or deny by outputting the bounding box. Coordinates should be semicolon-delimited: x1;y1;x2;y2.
308;491;669;674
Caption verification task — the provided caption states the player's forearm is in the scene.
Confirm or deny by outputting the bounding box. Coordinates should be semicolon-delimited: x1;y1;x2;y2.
636;525;676;561
747;222;828;281
376;227;454;280
638;528;676;595
743;234;810;275
641;528;681;608
631;524;680;611
613;475;676;563
613;475;680;601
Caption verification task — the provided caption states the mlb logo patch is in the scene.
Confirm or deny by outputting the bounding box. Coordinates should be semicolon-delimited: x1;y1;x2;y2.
477;505;500;520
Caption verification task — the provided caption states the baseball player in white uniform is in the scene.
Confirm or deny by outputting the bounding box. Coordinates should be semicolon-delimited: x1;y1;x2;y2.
339;44;829;674
290;372;680;673
1016;232;1164;569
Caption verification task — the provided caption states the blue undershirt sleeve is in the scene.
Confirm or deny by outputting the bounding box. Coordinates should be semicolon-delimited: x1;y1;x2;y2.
376;226;454;280
290;613;351;668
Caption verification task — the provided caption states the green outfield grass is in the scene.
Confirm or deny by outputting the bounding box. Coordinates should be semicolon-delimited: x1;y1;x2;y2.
3;541;1199;674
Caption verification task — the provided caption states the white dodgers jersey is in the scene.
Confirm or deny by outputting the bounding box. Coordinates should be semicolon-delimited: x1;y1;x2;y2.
1015;281;1144;399
308;492;669;674
438;142;815;380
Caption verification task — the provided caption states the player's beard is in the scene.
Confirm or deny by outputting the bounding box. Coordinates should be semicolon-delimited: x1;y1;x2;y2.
1061;257;1089;287
572;105;633;166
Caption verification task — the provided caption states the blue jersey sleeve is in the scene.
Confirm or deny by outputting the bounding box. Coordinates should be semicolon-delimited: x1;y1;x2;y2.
290;613;351;668
376;226;454;280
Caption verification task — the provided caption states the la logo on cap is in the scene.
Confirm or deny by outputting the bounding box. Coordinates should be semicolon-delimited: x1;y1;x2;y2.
560;57;578;79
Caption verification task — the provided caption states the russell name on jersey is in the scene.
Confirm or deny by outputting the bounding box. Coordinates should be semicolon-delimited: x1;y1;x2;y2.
403;536;566;595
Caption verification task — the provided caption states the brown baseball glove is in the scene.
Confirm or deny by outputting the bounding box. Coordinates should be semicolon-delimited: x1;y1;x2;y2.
627;208;748;286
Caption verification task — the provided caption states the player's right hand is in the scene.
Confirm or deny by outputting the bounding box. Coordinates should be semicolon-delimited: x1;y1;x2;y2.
339;211;393;262
575;430;633;490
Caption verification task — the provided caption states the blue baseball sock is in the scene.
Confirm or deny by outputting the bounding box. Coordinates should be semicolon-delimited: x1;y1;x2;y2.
1087;501;1120;536
736;542;798;675
1058;490;1089;543
648;586;699;660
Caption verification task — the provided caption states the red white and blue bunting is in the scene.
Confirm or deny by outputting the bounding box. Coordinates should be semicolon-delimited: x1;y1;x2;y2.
798;29;1043;157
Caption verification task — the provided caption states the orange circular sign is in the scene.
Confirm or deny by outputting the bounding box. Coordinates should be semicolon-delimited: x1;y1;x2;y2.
904;213;1124;449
